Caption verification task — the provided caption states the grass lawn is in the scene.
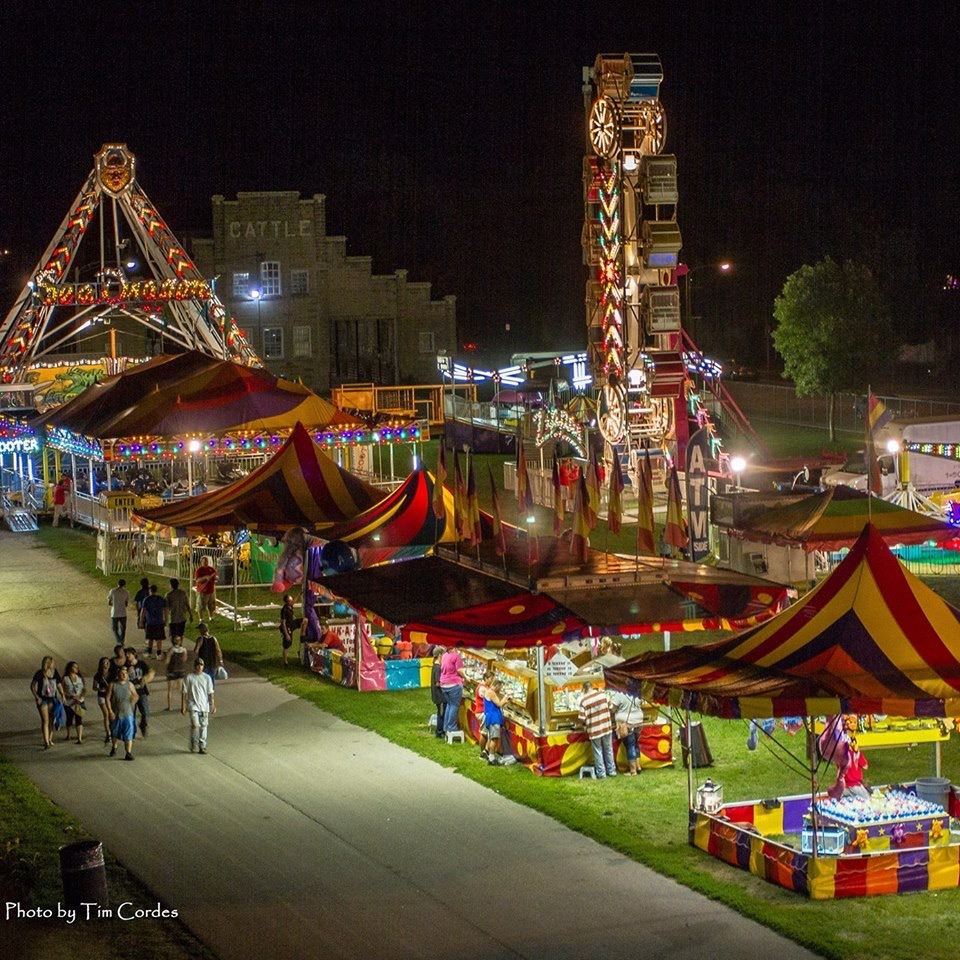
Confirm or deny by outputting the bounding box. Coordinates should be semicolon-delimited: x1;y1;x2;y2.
0;753;214;959
34;526;960;960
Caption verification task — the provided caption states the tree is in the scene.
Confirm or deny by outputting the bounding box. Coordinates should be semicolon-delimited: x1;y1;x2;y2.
772;257;891;439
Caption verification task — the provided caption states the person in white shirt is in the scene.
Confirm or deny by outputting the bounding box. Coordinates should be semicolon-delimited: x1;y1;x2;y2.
181;658;216;754
107;579;130;643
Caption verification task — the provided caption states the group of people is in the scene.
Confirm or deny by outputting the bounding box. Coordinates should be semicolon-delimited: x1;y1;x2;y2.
578;681;645;779
30;585;226;758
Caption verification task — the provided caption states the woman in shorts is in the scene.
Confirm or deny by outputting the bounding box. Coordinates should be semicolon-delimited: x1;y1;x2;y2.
92;657;113;743
61;661;86;744
30;656;62;750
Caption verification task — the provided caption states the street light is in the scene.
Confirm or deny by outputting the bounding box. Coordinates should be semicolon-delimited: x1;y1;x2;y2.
249;287;262;327
677;260;734;347
730;455;747;491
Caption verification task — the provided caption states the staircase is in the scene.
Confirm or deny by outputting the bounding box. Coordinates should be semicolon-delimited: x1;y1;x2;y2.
1;494;38;532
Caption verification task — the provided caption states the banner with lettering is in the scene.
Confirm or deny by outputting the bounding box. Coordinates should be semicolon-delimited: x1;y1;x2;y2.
684;427;711;562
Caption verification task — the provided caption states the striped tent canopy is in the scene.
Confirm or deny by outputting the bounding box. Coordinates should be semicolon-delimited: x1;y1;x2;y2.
727;485;956;552
136;423;382;534
38;351;356;439
317;468;458;566
606;524;960;718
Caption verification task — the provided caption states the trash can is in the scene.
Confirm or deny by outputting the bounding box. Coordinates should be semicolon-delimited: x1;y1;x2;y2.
916;776;951;811
680;720;713;769
59;840;108;910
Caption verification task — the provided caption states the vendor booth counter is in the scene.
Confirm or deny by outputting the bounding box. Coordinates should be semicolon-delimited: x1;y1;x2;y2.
692;782;960;899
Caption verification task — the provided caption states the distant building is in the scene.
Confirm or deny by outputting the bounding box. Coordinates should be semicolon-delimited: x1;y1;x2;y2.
190;191;455;389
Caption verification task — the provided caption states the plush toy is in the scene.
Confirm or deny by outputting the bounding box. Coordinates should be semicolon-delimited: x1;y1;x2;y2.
273;526;308;592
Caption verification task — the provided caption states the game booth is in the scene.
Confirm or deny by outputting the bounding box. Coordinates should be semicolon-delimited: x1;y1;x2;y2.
606;524;960;899
304;536;789;777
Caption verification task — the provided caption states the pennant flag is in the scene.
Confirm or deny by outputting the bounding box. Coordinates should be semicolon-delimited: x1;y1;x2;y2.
488;467;506;556
608;454;624;534
664;465;689;552
433;444;447;521
865;390;891;497
570;474;591;563
516;442;533;514
552;456;564;535
586;448;601;530
454;451;469;540
636;455;656;555
466;458;481;546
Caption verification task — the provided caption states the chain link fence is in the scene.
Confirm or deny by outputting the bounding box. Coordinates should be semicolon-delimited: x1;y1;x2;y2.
725;382;960;435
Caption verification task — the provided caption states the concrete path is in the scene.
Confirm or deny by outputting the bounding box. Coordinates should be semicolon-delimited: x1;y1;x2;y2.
0;532;820;960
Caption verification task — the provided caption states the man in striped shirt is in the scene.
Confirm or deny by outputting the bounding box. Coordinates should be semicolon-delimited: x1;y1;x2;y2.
578;682;617;778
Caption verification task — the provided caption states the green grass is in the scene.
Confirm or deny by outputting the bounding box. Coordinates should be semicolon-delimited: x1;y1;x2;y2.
34;526;960;960
0;753;214;959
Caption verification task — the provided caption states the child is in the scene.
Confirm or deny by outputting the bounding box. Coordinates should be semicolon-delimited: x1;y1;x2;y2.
475;669;495;759
482;680;507;766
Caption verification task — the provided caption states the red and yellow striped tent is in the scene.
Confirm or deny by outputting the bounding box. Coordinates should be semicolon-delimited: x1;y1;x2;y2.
39;351;356;439
136;422;382;534
727;485;956;552
607;524;960;718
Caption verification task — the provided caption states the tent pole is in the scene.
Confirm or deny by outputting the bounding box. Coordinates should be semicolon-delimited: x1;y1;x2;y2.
535;645;546;737
805;717;819;861
663;630;671;652
233;539;238;630
685;709;695;810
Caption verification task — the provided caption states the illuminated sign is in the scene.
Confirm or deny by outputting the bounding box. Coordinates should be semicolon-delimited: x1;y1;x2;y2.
37;278;212;307
0;436;40;454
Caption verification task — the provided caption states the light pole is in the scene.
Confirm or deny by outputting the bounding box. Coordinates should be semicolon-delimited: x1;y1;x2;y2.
678;260;732;348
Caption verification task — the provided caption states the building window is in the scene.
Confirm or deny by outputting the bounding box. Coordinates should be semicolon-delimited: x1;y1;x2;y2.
233;271;251;297
293;325;312;357
290;269;309;296
260;261;281;297
418;331;436;354
263;327;284;359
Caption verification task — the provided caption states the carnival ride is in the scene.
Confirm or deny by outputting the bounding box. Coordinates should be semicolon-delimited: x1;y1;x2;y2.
0;143;258;390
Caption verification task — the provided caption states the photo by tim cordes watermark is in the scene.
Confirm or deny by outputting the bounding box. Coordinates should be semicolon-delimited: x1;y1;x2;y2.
5;901;178;923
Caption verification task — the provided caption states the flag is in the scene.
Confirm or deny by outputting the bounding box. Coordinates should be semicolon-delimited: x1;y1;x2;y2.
664;465;689;552
585;448;601;530
454;451;469;540
516;442;533;514
466;458;481;546
552;456;564;535
570;474;591;563
489;467;506;556
433;444;447;521
607;454;624;534
635;455;656;555
865;390;891;497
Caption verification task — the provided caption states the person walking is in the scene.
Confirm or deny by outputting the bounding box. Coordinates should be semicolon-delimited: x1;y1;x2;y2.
193;556;218;620
279;594;302;666
30;656;63;749
61;661;86;744
133;577;150;645
124;648;154;738
106;644;126;682
107;665;139;760
138;583;167;659
108;578;129;643
429;646;445;738
609;688;644;775
438;646;465;736
578;681;617;779
165;634;189;711
192;622;223;687
92;657;114;744
51;477;72;528
165;577;192;658
181;657;216;754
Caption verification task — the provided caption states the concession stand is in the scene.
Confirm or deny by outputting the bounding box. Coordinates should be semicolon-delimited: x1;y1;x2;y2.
606;524;960;899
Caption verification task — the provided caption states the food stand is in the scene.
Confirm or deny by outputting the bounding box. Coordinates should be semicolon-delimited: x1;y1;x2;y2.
607;525;960;899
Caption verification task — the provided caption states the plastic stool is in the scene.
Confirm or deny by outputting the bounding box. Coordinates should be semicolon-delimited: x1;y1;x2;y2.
428;715;437;729
579;766;596;779
445;730;465;745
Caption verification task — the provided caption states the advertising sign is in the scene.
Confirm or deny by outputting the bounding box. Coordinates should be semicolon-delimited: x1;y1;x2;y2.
685;427;711;561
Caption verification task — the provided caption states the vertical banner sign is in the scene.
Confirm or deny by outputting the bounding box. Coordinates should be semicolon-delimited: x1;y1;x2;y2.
685;427;710;561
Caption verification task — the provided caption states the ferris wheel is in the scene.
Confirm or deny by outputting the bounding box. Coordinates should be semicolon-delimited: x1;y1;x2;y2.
582;54;683;463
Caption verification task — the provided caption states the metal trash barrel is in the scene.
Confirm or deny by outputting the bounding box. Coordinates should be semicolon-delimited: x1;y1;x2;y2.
59;840;108;910
916;777;951;811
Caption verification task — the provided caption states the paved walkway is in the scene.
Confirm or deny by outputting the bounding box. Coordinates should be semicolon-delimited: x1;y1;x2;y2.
0;532;820;960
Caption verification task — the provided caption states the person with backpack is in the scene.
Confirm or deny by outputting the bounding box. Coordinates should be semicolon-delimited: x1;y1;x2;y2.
192;622;223;686
30;656;63;749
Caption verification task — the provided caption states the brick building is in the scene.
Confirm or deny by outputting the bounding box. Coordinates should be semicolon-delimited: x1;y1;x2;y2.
190;191;455;389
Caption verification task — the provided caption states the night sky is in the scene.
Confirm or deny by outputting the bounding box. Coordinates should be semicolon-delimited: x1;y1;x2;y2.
1;1;957;367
